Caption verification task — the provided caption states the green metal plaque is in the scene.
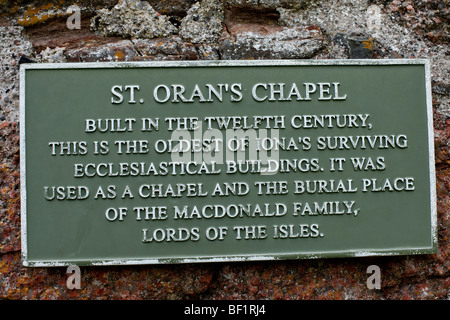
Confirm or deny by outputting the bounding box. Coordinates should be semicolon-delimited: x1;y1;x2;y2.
20;60;437;266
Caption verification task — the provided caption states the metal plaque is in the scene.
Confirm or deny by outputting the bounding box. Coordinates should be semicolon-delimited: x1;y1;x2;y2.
20;59;437;266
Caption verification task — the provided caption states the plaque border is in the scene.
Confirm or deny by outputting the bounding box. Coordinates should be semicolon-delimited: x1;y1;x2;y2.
19;59;437;266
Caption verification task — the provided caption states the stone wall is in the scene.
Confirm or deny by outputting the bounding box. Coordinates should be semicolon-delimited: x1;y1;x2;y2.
0;0;448;299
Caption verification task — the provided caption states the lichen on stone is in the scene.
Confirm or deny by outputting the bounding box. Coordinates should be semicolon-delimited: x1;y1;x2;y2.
35;46;67;63
17;2;67;27
90;0;177;39
179;0;224;44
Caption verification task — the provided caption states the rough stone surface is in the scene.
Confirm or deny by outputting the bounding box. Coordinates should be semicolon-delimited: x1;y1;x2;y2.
132;36;200;61
0;0;448;300
67;39;141;62
179;0;224;44
223;0;312;10
382;0;449;45
2;0;118;27
277;0;449;83
0;122;21;254
146;0;198;17
35;46;67;62
220;24;325;59
0;22;33;123
90;0;177;39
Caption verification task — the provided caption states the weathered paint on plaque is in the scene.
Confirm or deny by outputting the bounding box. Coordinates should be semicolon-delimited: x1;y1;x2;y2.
20;60;437;266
